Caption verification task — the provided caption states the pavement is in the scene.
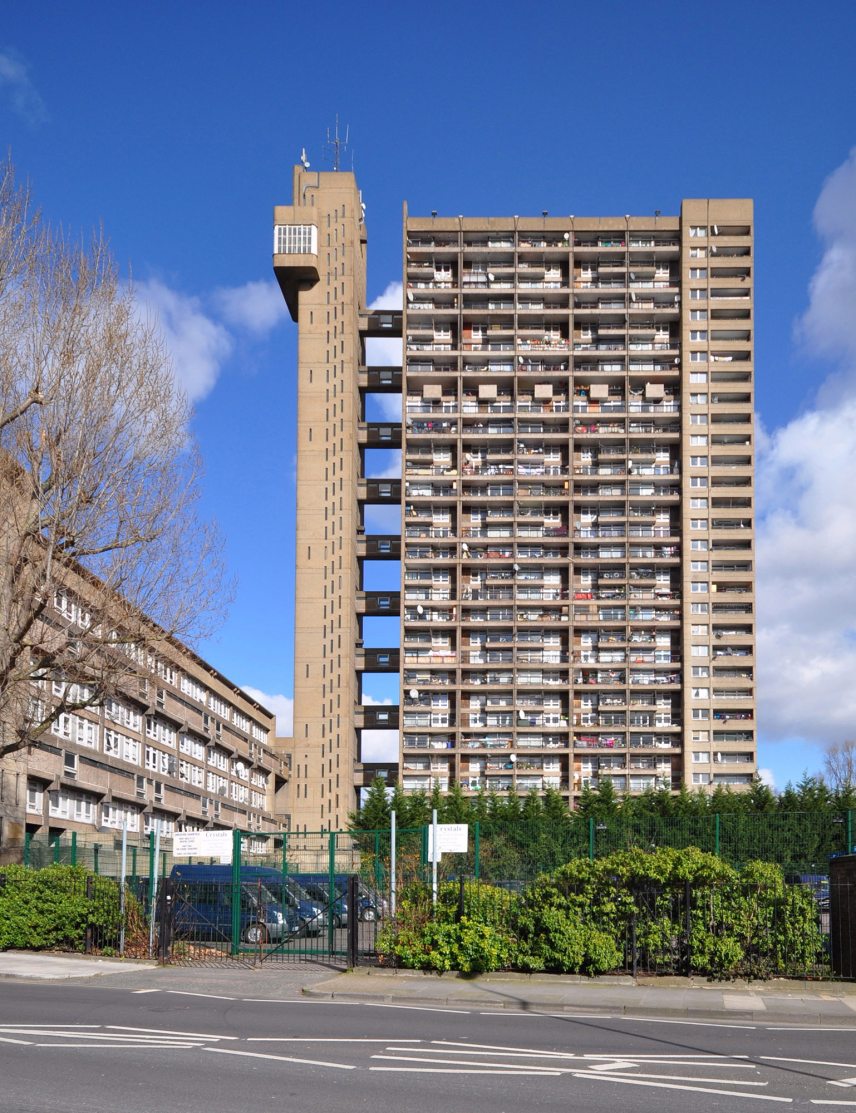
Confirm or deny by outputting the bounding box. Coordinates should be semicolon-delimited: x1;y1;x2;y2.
2;949;856;1024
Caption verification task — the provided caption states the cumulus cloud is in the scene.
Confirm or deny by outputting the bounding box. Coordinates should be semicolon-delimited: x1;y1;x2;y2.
241;687;293;736
0;49;47;125
135;277;287;403
136;279;233;403
212;279;288;335
757;148;856;744
366;281;403;378
360;730;400;762
757;768;776;791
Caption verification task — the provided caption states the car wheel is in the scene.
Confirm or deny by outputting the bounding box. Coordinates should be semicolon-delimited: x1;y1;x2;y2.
243;923;268;945
360;907;377;922
333;914;343;929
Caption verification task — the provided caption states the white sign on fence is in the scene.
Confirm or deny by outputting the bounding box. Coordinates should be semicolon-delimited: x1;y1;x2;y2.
172;830;233;863
428;823;469;862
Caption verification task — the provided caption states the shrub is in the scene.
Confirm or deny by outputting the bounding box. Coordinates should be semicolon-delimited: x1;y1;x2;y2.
0;865;124;952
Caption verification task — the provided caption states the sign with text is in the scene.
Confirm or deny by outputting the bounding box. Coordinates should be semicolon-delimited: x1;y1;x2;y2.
172;830;233;863
428;823;469;862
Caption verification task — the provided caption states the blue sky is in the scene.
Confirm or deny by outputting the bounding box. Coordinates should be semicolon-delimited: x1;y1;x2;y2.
3;0;856;791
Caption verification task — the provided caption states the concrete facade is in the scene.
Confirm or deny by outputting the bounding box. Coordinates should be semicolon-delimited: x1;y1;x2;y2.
276;171;756;822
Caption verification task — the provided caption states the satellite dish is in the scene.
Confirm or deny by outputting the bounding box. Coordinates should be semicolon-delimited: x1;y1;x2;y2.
513;563;520;571
630;291;637;302
518;355;524;364
416;604;424;614
409;688;419;699
407;290;414;302
713;225;719;235
300;147;310;169
509;753;517;763
518;709;527;720
563;232;570;242
462;541;469;550
488;272;495;281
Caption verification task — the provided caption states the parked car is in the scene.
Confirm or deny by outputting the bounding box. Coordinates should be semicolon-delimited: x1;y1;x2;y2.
168;864;326;943
290;873;384;927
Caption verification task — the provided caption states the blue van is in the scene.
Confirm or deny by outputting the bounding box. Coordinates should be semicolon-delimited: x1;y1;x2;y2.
290;873;384;928
168;864;326;944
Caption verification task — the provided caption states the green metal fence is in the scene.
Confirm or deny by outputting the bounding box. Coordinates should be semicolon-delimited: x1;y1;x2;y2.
20;809;856;890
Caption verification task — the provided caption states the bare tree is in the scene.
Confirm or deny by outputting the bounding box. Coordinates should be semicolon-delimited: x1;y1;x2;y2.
0;159;228;760
822;740;856;793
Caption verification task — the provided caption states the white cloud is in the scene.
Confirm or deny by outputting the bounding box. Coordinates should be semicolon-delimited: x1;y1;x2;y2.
757;149;856;745
241;687;293;736
212;280;288;335
136;279;233;403
757;768;776;790
366;281;403;369
0;49;47;125
360;730;399;762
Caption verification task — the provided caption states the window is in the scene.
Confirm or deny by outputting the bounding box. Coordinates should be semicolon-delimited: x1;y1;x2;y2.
690;247;706;258
690;456;708;467
692;666;710;677
692;707;711;720
690;267;708;278
692;751;709;763
692;772;711;784
690;289;706;300
690;497;708;509
691;539;709;550
690;330;708;341
690;371;707;383
690;310;708;321
274;224;317;254
690;351;707;362
691;560;709;571
690;393;708;404
26;782;44;814
691;602;709;614
691;644;710;657
690;476;708;488
690;226;708;238
691;624;709;636
690;434;708;446
692;687;710;699
691;582;709;593
691;519;708;531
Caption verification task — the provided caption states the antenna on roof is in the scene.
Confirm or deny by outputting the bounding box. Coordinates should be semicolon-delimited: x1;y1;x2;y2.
325;115;350;171
300;147;311;169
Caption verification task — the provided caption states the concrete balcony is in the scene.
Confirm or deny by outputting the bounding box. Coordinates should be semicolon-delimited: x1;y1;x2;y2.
354;705;400;730
359;422;402;448
358;478;401;503
356;533;401;559
356;647;400;672
356;591;400;617
359;365;402;392
359;310;403;337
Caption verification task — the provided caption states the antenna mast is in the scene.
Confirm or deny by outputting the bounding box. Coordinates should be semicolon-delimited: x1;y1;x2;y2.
326;115;350;171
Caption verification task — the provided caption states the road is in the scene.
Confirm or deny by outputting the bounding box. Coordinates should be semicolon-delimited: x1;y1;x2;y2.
2;980;856;1111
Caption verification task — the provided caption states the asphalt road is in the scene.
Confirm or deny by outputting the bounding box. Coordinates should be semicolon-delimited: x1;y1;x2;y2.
2;980;856;1112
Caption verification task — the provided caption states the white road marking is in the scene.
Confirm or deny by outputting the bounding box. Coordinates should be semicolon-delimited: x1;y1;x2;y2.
0;1036;32;1045
204;1046;354;1070
478;1011;614;1019
760;1057;856;1070
371;1067;563;1076
106;1025;237;1040
373;1053;570;1072
810;1102;856;1107
35;1037;197;1046
132;989;160;994
165;991;237;1001
621;1016;757;1029
247;1038;422;1043
831;1080;856;1088
361;1002;471;1014
767;1028;856;1033
579;1073;792;1102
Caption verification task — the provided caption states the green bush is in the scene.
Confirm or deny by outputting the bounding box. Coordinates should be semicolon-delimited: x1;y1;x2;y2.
379;849;824;979
0;864;123;952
